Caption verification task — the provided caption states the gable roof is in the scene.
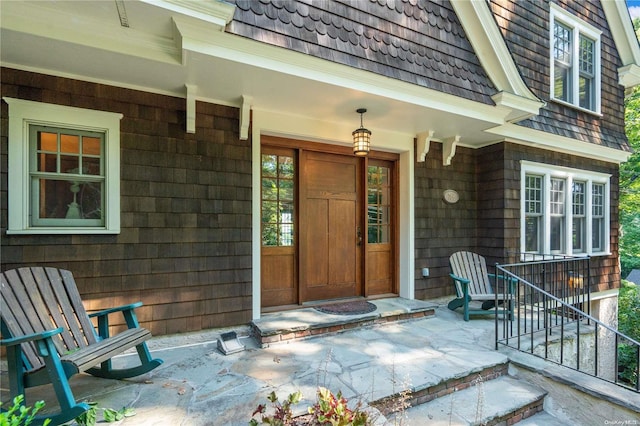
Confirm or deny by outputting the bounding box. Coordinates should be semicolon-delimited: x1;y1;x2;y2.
229;0;497;105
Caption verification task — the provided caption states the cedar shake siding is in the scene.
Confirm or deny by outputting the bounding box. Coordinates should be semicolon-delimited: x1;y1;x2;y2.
414;143;477;301
415;141;620;300
0;68;252;335
228;0;497;104
489;0;630;153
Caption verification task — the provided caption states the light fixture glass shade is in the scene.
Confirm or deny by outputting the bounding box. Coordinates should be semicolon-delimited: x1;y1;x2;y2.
353;108;371;156
352;127;371;156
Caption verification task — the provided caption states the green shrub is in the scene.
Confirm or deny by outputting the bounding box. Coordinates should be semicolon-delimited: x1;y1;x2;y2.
0;395;50;426
618;280;640;387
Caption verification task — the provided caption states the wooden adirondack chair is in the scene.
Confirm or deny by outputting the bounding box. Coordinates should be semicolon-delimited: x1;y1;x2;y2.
0;267;163;425
448;251;515;321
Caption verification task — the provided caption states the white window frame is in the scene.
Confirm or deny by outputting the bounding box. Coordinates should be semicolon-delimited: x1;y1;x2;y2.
549;3;602;114
520;161;610;256
5;98;122;234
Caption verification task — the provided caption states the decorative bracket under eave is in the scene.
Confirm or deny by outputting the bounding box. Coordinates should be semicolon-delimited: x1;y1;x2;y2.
443;135;460;166
416;130;435;162
416;131;460;166
185;84;196;134
239;95;252;140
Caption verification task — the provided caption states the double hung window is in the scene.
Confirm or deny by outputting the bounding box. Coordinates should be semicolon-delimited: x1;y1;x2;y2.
521;162;610;256
5;98;122;234
550;3;601;113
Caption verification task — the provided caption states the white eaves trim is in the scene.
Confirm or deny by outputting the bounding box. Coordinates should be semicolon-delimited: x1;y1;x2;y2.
171;16;509;126
487;123;632;163
140;0;235;30
451;0;544;121
601;0;640;88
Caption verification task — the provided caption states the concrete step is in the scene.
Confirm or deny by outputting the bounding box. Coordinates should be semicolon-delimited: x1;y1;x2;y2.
386;375;546;426
251;298;436;346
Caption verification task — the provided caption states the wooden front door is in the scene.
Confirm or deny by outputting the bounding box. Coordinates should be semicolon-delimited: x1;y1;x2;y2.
260;136;397;308
299;151;362;302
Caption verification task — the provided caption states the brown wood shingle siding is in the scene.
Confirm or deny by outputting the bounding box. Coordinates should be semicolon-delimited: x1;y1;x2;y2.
0;68;252;335
489;0;630;152
228;0;496;104
415;142;620;300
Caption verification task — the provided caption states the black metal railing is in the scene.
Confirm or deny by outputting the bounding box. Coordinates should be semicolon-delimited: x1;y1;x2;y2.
494;256;640;393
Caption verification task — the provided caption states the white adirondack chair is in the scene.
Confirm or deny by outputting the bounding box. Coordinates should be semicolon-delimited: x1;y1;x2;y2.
448;251;515;321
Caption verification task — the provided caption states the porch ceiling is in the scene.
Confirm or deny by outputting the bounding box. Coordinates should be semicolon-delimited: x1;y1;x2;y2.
1;0;506;149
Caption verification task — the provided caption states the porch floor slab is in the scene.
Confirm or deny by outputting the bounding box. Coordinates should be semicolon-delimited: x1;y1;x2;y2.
2;301;638;425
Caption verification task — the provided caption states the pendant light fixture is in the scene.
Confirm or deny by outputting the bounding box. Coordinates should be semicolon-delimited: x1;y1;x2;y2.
352;108;371;156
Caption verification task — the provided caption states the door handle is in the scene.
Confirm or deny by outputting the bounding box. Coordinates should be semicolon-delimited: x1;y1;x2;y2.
357;226;363;246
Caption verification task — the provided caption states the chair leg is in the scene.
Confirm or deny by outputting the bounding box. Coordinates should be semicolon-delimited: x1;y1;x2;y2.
448;298;464;311
36;339;90;425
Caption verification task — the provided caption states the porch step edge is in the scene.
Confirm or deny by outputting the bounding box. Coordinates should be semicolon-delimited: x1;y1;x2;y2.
384;375;547;426
371;360;510;417
251;298;436;346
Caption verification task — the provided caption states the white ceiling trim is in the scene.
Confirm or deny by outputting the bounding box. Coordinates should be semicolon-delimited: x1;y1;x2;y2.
487;123;632;163
1;1;180;65
172;15;509;127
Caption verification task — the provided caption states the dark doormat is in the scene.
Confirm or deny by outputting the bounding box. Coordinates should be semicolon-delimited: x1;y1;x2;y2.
314;300;377;315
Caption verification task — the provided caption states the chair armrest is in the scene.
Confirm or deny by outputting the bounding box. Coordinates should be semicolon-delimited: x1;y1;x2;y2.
89;302;144;339
88;302;143;319
449;273;470;299
0;327;64;346
449;273;470;284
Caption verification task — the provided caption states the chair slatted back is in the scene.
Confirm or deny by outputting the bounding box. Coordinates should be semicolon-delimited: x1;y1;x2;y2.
449;251;493;296
1;267;98;371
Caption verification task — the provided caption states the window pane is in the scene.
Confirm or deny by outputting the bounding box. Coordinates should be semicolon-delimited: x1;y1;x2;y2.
38;153;57;172
592;183;605;251
37;131;57;152
579;35;594;75
554;22;573;102
367;165;392;245
554;22;572;63
573;217;585;253
572;181;585;216
554;66;571;101
279;179;294;200
262;179;277;200
261;155;277;177
37;178;102;220
525;216;541;252
262;223;278;246
82;136;101;156
262;201;277;223
261;152;295;247
525;175;542;213
579;75;594;110
83;156;101;175
278;156;294;178
60;155;79;173
592;184;604;217
60;134;79;154
550;216;564;252
592;218;603;251
550;178;565;215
